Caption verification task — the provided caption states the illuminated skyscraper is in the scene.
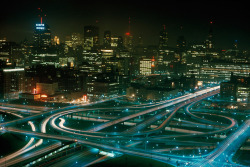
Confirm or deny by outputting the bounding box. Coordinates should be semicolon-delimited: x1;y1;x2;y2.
103;31;111;48
33;23;51;50
233;40;238;49
71;33;83;49
124;32;133;51
140;58;155;75
124;17;133;51
159;25;168;49
52;36;60;45
117;36;124;48
177;36;187;63
205;21;214;50
83;25;99;50
177;36;186;51
33;8;51;51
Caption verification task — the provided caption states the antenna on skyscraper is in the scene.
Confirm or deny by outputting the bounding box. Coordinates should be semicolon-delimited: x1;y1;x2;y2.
38;8;46;24
125;16;131;36
128;16;131;34
163;24;166;31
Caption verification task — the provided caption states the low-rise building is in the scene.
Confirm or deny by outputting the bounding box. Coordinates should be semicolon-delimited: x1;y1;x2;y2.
220;73;250;102
0;67;25;99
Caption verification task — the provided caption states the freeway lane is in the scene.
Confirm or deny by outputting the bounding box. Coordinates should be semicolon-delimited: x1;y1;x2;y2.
4;127;193;166
50;148;108;167
150;106;237;141
87;86;220;132
3;85;249;167
1;142;62;167
3;85;248;167
57;118;217;147
0;96;123;128
186;101;229;127
8;125;243;167
0;121;44;167
47;87;221;139
0;103;51;111
192;119;250;167
121;108;173;134
120;90;218;136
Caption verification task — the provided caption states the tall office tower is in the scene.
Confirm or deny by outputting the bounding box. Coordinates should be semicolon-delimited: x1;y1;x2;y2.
233;40;238;49
33;23;52;51
117;36;124;49
33;8;51;51
103;31;111;48
83;25;99;50
140;58;154;75
159;25;168;49
176;36;187;63
124;17;133;51
205;21;214;50
137;35;143;46
176;36;186;51
71;33;83;50
124;32;133;51
0;68;25;99
110;36;124;49
52;36;60;45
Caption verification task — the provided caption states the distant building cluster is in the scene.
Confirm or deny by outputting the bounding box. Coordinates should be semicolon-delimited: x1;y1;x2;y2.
0;18;249;102
220;73;250;102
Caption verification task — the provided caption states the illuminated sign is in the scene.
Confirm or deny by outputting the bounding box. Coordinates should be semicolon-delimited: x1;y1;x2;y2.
36;27;45;30
36;24;44;27
36;24;45;30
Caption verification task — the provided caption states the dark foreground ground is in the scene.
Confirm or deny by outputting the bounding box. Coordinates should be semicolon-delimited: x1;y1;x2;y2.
90;154;174;167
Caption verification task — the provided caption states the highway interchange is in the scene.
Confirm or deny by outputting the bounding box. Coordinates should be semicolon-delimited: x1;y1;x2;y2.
0;85;249;167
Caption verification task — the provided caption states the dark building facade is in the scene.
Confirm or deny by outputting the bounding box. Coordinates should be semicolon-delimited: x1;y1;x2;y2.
220;73;250;102
33;23;51;52
0;68;25;99
83;25;100;50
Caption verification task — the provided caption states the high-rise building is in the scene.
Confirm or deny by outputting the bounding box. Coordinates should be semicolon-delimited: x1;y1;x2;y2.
177;36;186;51
52;36;60;45
0;68;25;99
117;36;124;49
140;58;154;75
86;73;119;101
71;33;83;49
103;31;111;48
233;40;238;49
33;23;51;50
205;21;214;50
83;25;99;50
137;35;143;46
124;32;133;51
124;17;133;51
176;36;187;63
220;73;250;102
159;25;168;49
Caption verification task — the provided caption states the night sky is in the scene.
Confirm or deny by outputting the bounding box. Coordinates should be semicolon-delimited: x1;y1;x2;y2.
1;0;250;49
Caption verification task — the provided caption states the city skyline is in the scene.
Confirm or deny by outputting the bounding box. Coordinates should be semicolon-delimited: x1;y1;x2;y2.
1;1;250;49
0;1;249;167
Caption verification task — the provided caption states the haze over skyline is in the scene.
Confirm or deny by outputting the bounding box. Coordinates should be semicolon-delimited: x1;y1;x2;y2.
1;1;250;49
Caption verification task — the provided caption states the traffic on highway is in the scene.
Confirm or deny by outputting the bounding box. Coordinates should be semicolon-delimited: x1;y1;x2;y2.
0;86;249;167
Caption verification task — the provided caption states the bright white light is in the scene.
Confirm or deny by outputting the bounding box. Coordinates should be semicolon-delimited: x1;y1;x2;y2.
36;24;44;26
3;68;24;72
99;151;115;157
36;27;45;30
